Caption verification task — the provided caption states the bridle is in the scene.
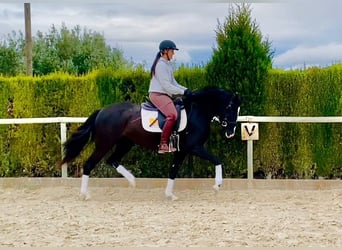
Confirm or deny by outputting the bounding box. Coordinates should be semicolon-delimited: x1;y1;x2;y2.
211;99;237;128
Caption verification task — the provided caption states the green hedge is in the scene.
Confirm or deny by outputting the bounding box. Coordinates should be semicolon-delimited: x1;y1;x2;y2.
0;66;341;178
256;66;342;178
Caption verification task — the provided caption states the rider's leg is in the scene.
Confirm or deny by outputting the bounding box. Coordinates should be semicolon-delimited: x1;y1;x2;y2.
149;93;178;153
159;114;177;153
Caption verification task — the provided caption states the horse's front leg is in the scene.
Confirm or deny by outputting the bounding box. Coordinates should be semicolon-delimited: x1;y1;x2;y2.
191;145;223;191
165;151;187;200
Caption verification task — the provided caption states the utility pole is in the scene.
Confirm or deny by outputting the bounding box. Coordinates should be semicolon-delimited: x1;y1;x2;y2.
24;3;32;76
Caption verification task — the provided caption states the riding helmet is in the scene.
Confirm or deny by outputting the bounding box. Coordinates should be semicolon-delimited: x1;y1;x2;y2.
159;40;179;51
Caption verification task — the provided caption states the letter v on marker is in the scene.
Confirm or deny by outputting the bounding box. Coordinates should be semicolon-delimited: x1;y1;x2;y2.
244;125;256;136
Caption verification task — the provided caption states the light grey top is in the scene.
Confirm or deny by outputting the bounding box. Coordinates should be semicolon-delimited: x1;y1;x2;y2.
148;57;187;97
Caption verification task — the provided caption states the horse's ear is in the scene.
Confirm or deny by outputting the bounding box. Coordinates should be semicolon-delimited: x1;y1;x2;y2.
233;93;242;105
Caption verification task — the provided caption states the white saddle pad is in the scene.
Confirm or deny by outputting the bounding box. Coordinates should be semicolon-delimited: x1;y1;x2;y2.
141;108;187;133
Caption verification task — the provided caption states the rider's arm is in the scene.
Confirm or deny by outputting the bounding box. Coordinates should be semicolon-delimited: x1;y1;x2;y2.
154;59;186;96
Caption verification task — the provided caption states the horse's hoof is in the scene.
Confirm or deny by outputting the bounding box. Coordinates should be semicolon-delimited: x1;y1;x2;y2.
80;193;91;200
128;178;136;188
213;184;221;191
166;194;179;201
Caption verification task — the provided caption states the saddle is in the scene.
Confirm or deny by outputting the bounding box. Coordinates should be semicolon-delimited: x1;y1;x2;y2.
141;97;187;133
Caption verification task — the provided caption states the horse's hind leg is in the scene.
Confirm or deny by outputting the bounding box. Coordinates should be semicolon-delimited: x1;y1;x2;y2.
105;137;135;187
81;146;110;198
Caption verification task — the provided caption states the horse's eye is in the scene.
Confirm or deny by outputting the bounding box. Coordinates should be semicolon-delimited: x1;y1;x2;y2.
221;121;227;127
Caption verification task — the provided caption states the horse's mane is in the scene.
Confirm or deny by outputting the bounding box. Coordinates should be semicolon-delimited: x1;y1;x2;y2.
194;86;234;102
182;86;239;112
201;85;220;90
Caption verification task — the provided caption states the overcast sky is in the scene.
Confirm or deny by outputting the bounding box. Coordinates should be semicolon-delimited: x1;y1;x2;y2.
1;0;342;69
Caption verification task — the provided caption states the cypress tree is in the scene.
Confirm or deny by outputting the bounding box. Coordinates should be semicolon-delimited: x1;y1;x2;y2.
206;3;273;115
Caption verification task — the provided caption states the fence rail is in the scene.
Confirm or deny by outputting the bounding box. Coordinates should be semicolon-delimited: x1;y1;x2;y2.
1;116;342;125
1;116;342;178
238;116;342;123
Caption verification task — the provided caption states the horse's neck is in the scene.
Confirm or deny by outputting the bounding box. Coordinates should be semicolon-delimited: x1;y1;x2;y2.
187;102;216;124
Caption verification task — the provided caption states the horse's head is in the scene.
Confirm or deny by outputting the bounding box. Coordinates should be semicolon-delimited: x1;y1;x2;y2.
184;87;241;139
210;89;241;139
221;94;241;138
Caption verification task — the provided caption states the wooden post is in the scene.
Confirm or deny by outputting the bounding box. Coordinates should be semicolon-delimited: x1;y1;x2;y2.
24;3;32;76
60;122;68;178
247;140;253;180
241;123;259;180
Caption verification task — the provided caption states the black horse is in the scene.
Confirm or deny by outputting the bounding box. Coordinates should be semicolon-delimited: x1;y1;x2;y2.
61;86;241;200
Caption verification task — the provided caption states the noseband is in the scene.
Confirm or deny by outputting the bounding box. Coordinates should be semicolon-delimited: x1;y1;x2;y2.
212;99;237;128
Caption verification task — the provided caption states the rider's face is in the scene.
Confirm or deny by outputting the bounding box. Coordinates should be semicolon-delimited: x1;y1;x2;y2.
167;49;175;59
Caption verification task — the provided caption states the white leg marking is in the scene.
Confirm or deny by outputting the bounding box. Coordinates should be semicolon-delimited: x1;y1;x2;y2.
80;175;90;200
116;165;136;187
165;178;178;201
213;164;223;191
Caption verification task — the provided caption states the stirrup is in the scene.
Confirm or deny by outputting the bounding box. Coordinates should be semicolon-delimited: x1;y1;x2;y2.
169;132;179;152
169;144;177;152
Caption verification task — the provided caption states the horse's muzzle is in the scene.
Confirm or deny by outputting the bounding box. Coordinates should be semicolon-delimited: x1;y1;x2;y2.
225;132;235;139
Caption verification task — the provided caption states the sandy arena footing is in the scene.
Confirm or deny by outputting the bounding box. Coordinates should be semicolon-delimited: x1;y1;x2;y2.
0;178;341;247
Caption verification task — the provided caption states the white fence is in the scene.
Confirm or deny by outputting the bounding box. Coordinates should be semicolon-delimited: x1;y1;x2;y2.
238;116;342;179
0;116;341;178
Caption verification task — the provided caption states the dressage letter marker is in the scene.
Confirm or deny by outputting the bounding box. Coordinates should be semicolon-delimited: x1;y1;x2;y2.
241;123;259;141
241;123;259;180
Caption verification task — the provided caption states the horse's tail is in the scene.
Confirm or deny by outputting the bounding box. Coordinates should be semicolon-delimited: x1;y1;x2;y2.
61;109;101;164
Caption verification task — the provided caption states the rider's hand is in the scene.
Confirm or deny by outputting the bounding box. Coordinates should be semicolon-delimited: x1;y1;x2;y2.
184;89;193;97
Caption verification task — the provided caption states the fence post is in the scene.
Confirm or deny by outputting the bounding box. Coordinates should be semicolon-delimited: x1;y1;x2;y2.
60;122;68;178
247;140;253;180
241;122;259;180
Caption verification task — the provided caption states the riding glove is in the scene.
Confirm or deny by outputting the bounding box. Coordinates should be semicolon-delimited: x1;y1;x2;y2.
184;89;193;97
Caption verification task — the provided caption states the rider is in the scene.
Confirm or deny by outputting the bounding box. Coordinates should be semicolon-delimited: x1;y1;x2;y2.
148;40;191;154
